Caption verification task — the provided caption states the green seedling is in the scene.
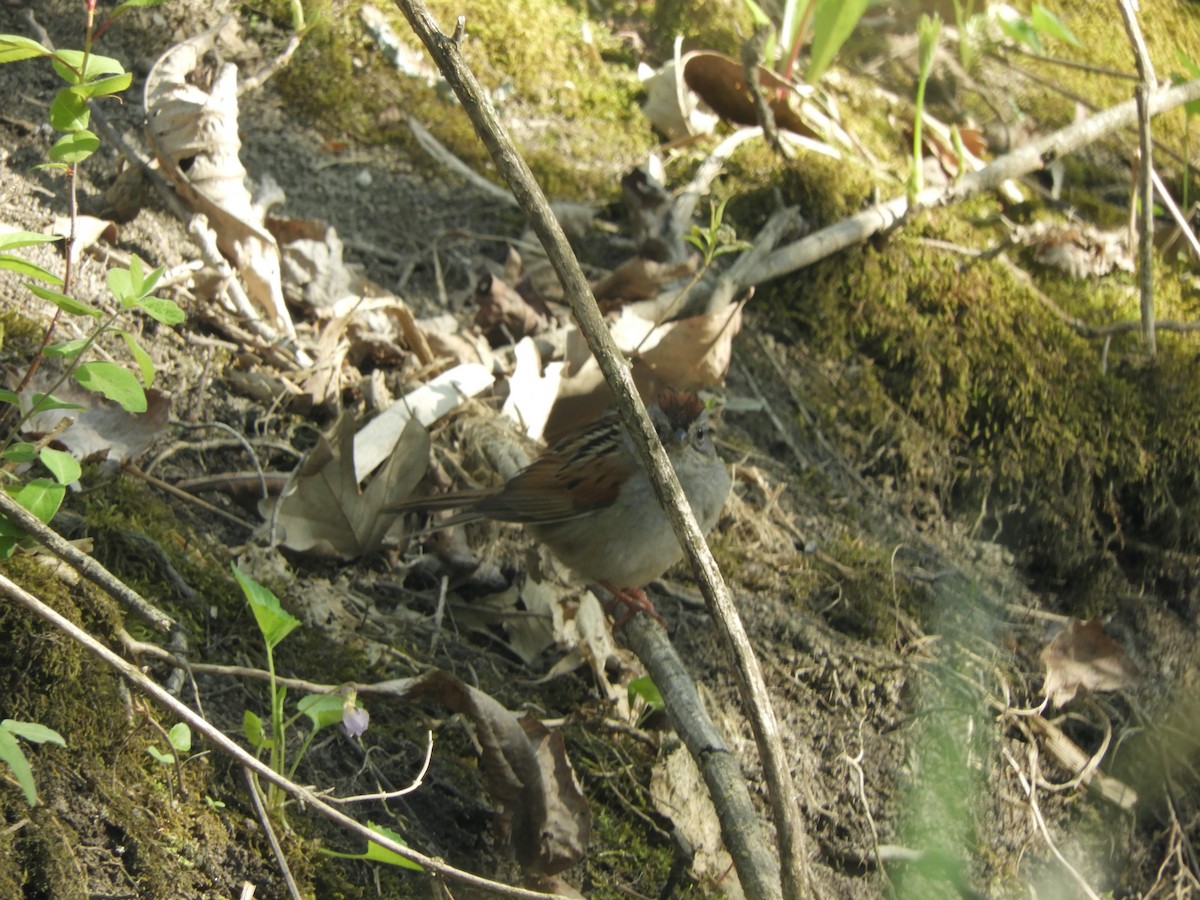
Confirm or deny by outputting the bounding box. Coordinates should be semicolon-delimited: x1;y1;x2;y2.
234;565;370;821
0;719;66;807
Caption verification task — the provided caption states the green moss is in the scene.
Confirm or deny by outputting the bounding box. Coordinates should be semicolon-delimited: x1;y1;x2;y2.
245;0;655;201
651;0;752;58
765;195;1200;610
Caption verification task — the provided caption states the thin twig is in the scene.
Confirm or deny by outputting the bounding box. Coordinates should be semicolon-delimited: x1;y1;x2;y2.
242;767;304;900
0;490;178;637
327;731;434;804
126;464;256;531
747;78;1200;286
0;572;564;900
1116;0;1158;355
1003;745;1102;900
389;4;811;898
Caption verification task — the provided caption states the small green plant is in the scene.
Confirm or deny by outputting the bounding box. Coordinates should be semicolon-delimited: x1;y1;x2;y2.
233;564;370;821
322;821;423;871
743;0;869;86
909;13;943;201
993;2;1080;56
147;722;192;765
685;198;753;267
0;3;184;555
1172;52;1200;211
0;718;67;807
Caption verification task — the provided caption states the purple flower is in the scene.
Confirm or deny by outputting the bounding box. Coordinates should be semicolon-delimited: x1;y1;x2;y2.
342;700;370;739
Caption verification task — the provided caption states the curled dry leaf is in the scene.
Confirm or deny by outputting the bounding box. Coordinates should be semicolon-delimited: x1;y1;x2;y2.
144;18;294;337
474;272;551;347
641;44;817;142
1041;618;1140;709
264;414;430;559
375;670;591;877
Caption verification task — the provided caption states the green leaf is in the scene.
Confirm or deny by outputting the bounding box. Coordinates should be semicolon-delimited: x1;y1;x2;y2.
128;253;145;295
1;720;66;747
107;264;134;305
49;130;100;165
365;823;423;870
628;675;665;712
0;254;63;285
75;361;147;413
146;745;175;764
167;723;192;753
50;50;125;83
296;694;345;733
26;283;101;318
45;337;92;358
6;479;66;525
0;729;37;806
115;330;155;386
135;296;185;325
0;389;19;406
39;448;81;486
27;393;85;415
997;13;1041;54
1030;3;1080;48
233;564;301;650
0;231;62;252
50;88;90;132
70;71;132;100
806;0;868;84
242;710;272;750
139;263;165;298
1;443;37;463
1;480;66;558
0;35;53;65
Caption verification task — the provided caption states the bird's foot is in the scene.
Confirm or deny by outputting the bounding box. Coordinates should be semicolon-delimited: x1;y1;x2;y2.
600;583;666;629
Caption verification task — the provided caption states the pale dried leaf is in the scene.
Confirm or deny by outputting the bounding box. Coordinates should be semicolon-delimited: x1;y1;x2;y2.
144;20;294;336
352;363;494;481
1041;619;1139;709
266;414;430;558
503;337;564;441
650;745;744;898
1019;222;1135;279
24;384;170;463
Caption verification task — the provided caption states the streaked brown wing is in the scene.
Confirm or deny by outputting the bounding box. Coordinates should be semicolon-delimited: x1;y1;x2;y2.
473;414;626;524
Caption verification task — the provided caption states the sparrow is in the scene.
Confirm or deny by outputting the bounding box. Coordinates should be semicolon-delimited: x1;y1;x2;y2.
396;388;731;621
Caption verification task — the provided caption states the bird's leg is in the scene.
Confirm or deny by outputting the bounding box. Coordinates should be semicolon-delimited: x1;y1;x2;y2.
600;582;666;629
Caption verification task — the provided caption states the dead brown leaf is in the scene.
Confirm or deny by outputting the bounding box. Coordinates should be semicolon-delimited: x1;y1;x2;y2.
24;384;171;463
265;414;430;558
474;272;551;346
1041;618;1140;709
682;51;817;139
374;671;590;876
